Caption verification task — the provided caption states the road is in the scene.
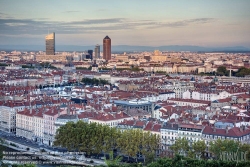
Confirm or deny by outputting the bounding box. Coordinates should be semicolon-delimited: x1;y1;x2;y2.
0;130;106;166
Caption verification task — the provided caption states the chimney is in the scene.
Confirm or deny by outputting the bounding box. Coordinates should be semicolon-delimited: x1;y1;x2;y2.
151;123;154;130
240;126;243;132
67;105;70;115
213;126;216;132
226;126;229;134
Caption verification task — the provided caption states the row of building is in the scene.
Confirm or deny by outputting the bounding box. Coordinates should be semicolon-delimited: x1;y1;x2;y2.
45;33;111;61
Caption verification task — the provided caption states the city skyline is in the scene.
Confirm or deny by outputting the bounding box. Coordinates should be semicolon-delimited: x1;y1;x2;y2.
0;0;250;47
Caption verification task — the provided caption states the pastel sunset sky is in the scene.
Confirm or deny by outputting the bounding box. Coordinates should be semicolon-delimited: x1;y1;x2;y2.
0;0;249;47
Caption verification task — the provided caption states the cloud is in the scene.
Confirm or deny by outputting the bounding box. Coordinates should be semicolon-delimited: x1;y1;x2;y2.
64;11;80;13
5;23;27;26
0;17;217;36
0;12;7;16
150;18;216;28
0;12;13;19
96;9;108;12
68;18;125;25
35;18;50;21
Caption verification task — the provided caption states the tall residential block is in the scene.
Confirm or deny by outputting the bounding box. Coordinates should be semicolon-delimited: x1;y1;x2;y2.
103;36;111;61
45;33;55;55
94;44;100;59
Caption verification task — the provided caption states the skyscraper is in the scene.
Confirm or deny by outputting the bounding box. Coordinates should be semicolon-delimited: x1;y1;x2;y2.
103;36;111;61
94;44;100;59
45;33;55;55
88;50;93;60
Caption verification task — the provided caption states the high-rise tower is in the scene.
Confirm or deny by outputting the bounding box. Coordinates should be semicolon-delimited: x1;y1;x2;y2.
103;36;111;61
88;50;93;60
94;44;100;59
45;33;55;55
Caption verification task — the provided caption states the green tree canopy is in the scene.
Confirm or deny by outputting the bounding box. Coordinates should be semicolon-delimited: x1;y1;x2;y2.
235;67;250;77
217;66;228;76
209;139;250;160
54;121;160;162
81;78;109;85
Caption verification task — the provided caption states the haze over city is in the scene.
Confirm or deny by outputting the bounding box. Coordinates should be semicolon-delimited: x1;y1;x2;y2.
0;0;250;49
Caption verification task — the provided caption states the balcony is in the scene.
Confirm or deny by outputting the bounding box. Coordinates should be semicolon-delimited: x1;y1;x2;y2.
178;133;200;138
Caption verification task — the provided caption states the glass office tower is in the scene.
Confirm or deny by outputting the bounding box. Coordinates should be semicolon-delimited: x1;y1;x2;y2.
45;33;55;55
94;44;100;59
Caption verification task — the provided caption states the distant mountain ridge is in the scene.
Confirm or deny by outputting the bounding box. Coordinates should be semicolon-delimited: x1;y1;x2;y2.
0;45;249;52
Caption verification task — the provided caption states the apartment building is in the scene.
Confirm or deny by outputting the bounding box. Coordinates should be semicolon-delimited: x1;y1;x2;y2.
167;98;210;107
161;123;178;150
202;126;250;157
0;101;29;134
16;106;67;146
0;106;16;133
89;111;133;128
178;124;203;143
16;109;36;140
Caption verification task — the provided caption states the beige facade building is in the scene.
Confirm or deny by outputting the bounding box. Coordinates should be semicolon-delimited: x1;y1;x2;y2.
16;109;35;140
16;107;67;146
36;54;68;62
177;64;198;73
151;55;168;62
116;55;129;62
0;106;16;133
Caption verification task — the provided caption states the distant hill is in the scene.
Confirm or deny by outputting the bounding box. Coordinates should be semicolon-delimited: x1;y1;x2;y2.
0;45;249;52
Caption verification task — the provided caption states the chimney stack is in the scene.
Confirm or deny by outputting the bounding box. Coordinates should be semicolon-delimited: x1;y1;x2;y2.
67;105;70;115
213;126;216;132
240;125;243;132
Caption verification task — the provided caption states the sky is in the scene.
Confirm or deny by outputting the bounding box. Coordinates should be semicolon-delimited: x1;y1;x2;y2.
0;0;250;47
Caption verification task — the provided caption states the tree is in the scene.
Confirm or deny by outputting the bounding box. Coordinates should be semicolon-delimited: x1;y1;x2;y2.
81;78;109;86
235;67;250;77
0;63;8;66
199;72;205;76
22;65;34;69
170;138;189;156
192;140;206;159
141;131;160;164
12;165;37;167
0;138;4;163
239;143;250;160
54;121;160;163
209;139;241;159
104;151;122;167
217;66;228;76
